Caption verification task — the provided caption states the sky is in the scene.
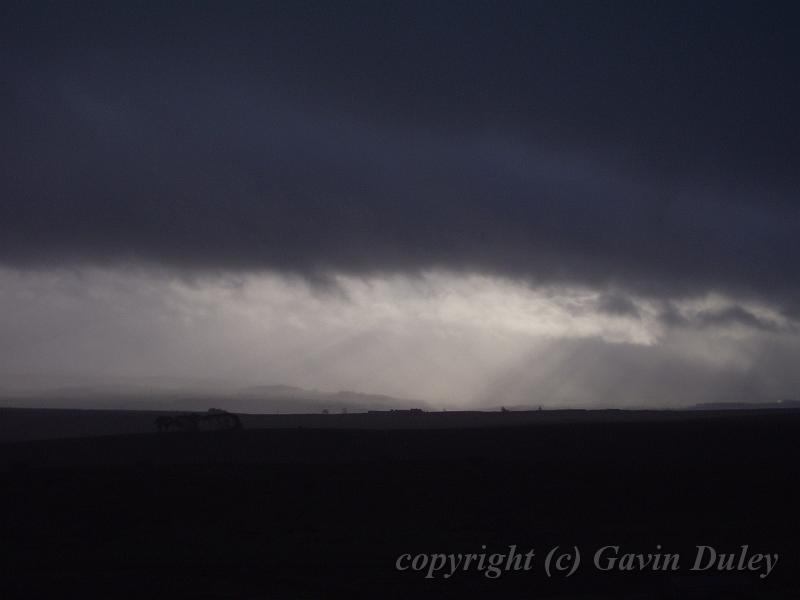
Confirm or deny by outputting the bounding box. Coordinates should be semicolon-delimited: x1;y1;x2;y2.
2;1;799;408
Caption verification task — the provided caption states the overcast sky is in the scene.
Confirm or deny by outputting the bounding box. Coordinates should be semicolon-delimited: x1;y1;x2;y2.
2;2;799;407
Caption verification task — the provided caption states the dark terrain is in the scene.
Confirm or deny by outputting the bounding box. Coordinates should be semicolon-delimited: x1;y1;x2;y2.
1;408;798;598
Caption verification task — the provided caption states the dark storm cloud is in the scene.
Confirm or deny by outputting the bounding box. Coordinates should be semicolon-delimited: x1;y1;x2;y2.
594;293;641;318
657;304;692;329
3;2;799;309
694;306;783;333
656;302;789;333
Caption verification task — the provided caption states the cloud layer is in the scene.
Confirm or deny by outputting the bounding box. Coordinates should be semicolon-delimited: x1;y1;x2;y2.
2;3;799;406
3;2;799;314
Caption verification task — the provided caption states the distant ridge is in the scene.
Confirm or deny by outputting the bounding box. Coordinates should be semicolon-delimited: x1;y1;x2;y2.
693;400;800;410
0;383;429;414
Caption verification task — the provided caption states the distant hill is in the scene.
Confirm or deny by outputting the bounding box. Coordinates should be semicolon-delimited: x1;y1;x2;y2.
692;400;800;410
0;383;429;414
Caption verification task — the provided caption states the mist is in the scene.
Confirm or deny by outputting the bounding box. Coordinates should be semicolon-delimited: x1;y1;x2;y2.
1;267;796;408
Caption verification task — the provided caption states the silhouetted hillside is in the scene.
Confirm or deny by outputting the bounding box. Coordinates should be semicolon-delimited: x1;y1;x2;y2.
1;410;797;598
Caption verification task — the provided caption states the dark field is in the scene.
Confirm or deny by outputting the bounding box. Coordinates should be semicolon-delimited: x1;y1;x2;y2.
1;409;798;598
